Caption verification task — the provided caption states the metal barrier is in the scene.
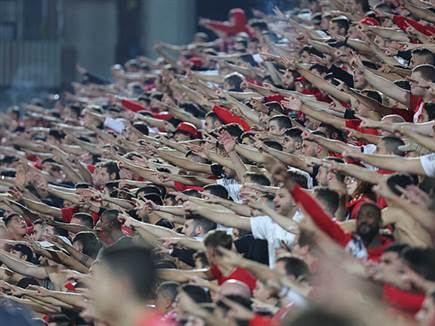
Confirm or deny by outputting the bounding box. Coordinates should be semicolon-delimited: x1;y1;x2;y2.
0;41;61;88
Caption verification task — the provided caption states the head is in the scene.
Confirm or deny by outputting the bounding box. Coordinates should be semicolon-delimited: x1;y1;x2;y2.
182;216;217;238
223;72;244;92
72;232;102;259
410;64;435;97
379;243;409;275
219;280;251;299
204;112;222;132
202;184;229;200
313;187;339;216
203;230;232;265
4;214;27;240
283;128;303;154
156;281;179;313
275;257;310;283
380;115;405;136
91;246;157;317
273;188;295;216
302;131;328;158
376;136;405;156
92;161;120;188
328;17;349;37
96;209;122;236
71;213;94;229
411;49;435;69
316;157;345;187
355;203;382;243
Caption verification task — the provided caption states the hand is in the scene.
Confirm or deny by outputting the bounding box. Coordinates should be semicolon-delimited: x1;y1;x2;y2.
263;157;288;183
183;201;200;215
219;130;236;153
220;296;255;321
396;184;432;208
282;95;302;112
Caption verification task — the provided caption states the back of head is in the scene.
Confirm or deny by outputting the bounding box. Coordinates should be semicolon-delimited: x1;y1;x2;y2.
180;284;212;303
157;281;179;303
203;184;229;200
356;202;381;223
401;247;435;281
245;172;271;186
219;279;251;299
313;187;340;216
413;64;435;83
382;136;405;156
100;245;157;301
204;230;233;250
73;231;102;259
276;256;310;281
386;174;416;196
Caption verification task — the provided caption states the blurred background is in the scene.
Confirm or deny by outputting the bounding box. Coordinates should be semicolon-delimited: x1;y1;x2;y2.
0;0;291;108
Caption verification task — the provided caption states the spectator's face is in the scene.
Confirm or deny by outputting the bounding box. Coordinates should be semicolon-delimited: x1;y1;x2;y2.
416;296;435;326
353;69;367;89
7;216;27;237
356;211;380;240
155;290;173;312
300;51;311;64
283;136;301;154
410;54;430;69
282;71;295;89
268;120;283;135
328;22;343;38
182;219;198;237
205;117;220;131
410;71;427;96
92;167;111;187
379;251;403;274
273;189;294;215
344;176;359;196
302;139;317;157
73;240;84;253
254;281;273;302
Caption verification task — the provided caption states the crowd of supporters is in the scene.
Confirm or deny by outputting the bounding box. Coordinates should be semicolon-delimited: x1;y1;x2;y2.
0;0;435;325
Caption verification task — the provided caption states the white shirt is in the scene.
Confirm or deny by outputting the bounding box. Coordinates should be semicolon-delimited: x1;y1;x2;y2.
216;178;242;203
250;215;296;267
420;153;435;177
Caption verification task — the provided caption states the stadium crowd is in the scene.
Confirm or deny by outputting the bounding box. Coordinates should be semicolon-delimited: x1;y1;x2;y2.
0;0;435;325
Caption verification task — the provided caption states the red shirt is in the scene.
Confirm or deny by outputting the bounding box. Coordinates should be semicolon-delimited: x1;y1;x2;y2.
173;182;204;192
383;284;425;316
209;265;256;293
134;311;174;326
61;207;99;224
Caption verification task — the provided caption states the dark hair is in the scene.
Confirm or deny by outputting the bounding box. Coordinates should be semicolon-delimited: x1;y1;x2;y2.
72;213;94;228
183;189;202;198
132;122;149;136
384;243;410;254
48;129;65;141
263;140;283;151
381;136;405;156
136;185;162;198
185;215;217;235
386;174;416;196
157;281;179;303
101;209;122;230
284;128;303;142
394;79;411;91
330;17;350;34
101;161;120;180
313;187;339;216
249;19;268;31
75;183;92;189
193;251;209;268
362;90;382;104
205;111;222;125
413;64;435;83
217;294;253;319
222;123;244;138
424;102;435;121
309;64;329;76
355;0;370;12
412;48;435;66
100;245;157;300
73;232;102;259
401;248;435;281
245;172;271;186
180;102;206;119
204;230;233;250
203;184;229;200
288;170;309;189
276;256;310;281
10;244;34;263
180;284;212;303
224;72;244;91
356;203;381;223
3;213;22;226
269;115;292;130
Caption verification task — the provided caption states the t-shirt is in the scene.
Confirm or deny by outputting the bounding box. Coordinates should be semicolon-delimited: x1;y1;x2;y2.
209;265;257;293
420;153;435;177
216;178;242;203
250;215;296;267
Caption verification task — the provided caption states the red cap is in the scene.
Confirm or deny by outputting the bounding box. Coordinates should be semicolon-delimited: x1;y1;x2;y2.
176;122;198;138
190;57;203;67
360;17;380;26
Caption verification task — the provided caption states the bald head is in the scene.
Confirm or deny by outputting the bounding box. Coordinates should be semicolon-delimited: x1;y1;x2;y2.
219;280;251;299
